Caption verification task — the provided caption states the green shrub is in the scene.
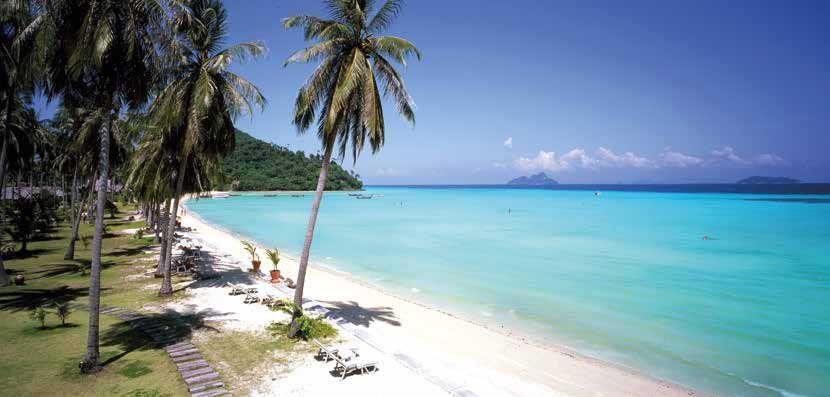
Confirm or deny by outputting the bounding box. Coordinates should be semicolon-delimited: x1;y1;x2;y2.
269;303;337;341
53;301;72;326
30;306;48;328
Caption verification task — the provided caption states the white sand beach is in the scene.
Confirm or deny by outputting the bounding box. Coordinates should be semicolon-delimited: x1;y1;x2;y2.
171;196;708;397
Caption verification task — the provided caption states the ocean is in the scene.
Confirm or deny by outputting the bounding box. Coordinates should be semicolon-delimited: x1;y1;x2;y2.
185;185;830;397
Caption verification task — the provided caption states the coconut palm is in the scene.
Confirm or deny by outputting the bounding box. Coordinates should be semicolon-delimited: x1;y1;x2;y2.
150;0;265;296
44;0;163;373
0;0;49;286
282;0;419;336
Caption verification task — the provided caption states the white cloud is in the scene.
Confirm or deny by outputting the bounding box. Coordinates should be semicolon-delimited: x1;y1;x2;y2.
711;146;748;164
711;146;786;166
515;147;651;173
595;147;656;169
492;162;508;169
375;167;400;176
754;153;786;166
503;137;513;148
660;148;704;168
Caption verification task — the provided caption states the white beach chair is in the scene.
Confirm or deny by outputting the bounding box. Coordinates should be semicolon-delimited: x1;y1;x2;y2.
243;292;260;304
227;283;245;295
332;353;378;380
312;339;361;363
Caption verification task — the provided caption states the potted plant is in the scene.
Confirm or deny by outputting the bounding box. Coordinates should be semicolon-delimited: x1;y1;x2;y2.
241;241;261;272
265;248;281;283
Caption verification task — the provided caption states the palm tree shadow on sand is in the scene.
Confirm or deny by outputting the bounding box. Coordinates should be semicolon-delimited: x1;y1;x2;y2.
318;300;401;327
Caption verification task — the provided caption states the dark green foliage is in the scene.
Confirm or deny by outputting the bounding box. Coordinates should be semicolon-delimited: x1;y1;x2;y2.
4;192;62;252
269;303;337;341
213;131;363;191
53;301;72;326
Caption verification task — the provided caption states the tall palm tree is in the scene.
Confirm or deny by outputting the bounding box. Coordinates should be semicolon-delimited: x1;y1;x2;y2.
44;0;163;373
282;0;419;337
0;0;48;286
150;0;264;296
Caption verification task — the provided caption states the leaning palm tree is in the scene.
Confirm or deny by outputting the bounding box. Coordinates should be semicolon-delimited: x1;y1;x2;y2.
282;0;419;337
150;0;265;296
44;0;163;373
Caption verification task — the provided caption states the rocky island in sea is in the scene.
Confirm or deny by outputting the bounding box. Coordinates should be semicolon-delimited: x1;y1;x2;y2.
737;176;800;184
508;172;559;186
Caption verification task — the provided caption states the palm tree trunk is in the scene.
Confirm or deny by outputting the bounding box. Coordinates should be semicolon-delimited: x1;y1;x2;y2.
155;198;171;277
69;167;78;227
152;201;161;244
0;132;10;287
65;173;95;260
159;161;187;296
62;176;68;221
288;145;333;338
80;110;112;374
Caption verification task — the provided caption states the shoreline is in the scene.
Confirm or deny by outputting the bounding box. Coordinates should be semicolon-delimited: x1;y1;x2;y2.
180;195;710;396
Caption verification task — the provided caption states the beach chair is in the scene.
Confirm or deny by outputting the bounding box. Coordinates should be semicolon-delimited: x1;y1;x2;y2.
332;353;378;380
312;339;360;363
261;294;275;306
243;292;260;304
227;283;245;295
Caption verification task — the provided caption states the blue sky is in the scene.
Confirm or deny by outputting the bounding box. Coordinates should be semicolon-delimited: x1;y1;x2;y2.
38;0;830;184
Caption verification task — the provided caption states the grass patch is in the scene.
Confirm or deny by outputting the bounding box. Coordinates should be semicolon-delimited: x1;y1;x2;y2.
193;328;314;396
0;205;188;396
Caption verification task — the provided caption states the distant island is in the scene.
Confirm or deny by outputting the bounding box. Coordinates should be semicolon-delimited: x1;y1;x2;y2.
508;173;559;186
736;176;800;185
212;130;363;191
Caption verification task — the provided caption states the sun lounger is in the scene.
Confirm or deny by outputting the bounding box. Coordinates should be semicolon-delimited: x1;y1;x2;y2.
243;292;260;304
261;294;280;306
227;283;245;295
312;339;360;363
332;353;378;380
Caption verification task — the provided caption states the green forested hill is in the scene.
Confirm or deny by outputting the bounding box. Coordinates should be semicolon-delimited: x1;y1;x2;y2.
213;131;363;191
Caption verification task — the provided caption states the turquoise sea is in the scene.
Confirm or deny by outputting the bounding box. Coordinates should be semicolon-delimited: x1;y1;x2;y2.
186;186;830;397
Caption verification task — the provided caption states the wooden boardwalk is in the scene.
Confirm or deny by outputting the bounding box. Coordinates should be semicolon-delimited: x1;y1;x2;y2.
99;305;230;397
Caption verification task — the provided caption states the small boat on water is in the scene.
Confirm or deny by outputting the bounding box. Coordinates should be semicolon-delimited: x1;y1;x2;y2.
264;194;277;197
348;193;362;197
213;193;230;199
229;194;241;197
356;195;373;199
291;194;305;198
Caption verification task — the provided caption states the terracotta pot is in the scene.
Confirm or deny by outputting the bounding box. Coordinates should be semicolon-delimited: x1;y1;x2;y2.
14;275;24;285
251;260;261;273
270;269;281;283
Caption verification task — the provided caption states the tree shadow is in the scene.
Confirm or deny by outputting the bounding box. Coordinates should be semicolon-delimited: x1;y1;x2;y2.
318;300;401;327
99;307;227;367
0;285;93;312
31;234;63;242
106;245;149;258
4;248;51;260
28;263;85;280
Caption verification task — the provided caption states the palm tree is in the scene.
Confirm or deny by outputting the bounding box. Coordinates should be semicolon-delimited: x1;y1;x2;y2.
44;0;163;373
282;0;419;337
150;0;265;296
0;0;48;286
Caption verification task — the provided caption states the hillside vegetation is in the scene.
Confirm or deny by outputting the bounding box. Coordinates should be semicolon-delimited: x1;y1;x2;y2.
213;131;363;191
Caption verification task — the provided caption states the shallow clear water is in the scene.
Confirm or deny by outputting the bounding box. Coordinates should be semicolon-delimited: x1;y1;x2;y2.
186;187;830;397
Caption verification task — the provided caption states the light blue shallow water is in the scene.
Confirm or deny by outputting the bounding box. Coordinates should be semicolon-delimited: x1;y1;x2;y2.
186;187;830;397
